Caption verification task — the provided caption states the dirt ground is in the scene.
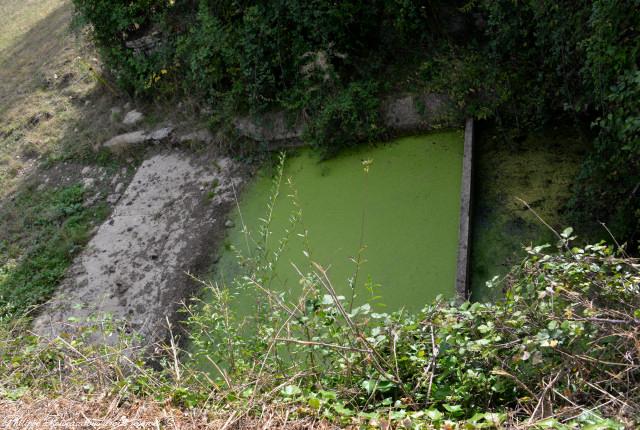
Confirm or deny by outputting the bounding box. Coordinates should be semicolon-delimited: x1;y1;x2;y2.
0;0;227;340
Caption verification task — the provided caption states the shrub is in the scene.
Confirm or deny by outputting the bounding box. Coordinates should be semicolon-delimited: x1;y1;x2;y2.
72;0;639;243
183;163;639;425
304;81;385;153
72;0;171;94
73;0;449;136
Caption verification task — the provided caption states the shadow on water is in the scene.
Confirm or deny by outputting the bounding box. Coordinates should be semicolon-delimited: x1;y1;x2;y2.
468;123;601;302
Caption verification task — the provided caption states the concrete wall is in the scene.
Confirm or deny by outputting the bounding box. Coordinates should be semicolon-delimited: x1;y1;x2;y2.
455;118;474;299
233;92;458;144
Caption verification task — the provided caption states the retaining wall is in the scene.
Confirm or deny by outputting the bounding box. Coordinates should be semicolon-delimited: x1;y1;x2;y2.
455;118;474;299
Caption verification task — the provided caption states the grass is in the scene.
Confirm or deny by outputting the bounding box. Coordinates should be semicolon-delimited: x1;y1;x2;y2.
0;0;97;195
0;183;109;316
0;0;141;318
0;0;215;197
0;0;121;313
0;0;214;319
0;0;66;54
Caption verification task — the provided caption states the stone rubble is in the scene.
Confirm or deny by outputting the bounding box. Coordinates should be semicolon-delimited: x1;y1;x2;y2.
122;110;144;125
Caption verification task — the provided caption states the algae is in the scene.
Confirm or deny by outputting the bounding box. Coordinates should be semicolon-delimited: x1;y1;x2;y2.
469;126;589;300
212;131;464;312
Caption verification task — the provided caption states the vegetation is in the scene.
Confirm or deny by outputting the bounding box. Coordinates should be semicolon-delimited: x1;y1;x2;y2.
71;0;445;156
0;0;140;318
2;160;638;428
1;227;638;428
69;0;639;245
0;0;638;428
0;184;109;317
181;161;639;427
473;0;640;254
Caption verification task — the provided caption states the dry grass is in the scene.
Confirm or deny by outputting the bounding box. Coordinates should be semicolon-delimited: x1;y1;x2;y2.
0;398;338;430
0;0;110;196
0;0;213;198
0;0;67;54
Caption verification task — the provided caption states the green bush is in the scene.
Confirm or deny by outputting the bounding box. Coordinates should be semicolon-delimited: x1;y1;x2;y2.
72;0;639;243
304;81;385;153
71;0;171;94
182;165;639;425
174;2;233;101
73;0;448;131
472;0;640;243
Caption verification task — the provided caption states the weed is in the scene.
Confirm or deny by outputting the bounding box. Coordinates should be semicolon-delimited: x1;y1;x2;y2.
0;160;636;429
180;155;638;427
0;184;109;316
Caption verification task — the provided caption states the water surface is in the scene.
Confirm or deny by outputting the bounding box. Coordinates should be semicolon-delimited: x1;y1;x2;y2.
213;131;463;311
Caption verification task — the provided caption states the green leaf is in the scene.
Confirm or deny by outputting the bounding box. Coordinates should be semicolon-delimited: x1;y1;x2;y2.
308;397;321;410
469;412;487;423
361;379;376;394
333;403;353;416
280;385;301;397
377;380;395;392
582;423;623;430
426;409;443;421
443;404;463;414
534;418;565;429
477;324;491;333
321;295;334;305
319;390;337;400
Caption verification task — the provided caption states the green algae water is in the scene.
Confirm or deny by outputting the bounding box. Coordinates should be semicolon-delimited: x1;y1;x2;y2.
469;127;589;301
212;131;463;312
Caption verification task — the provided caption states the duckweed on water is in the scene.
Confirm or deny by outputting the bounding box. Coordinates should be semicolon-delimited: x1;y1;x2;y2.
211;131;464;312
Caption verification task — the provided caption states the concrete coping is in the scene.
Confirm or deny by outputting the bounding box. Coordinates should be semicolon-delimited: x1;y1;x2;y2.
455;118;474;300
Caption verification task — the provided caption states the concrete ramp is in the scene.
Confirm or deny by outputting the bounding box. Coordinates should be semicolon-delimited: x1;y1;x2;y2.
34;151;243;344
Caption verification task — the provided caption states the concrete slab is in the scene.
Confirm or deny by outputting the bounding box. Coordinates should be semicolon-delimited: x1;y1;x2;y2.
33;151;244;344
233;92;457;144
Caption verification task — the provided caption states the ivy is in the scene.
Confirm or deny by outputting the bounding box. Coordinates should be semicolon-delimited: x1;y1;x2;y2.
72;0;640;242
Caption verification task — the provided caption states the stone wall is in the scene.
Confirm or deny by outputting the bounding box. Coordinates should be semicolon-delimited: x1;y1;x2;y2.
234;92;459;144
